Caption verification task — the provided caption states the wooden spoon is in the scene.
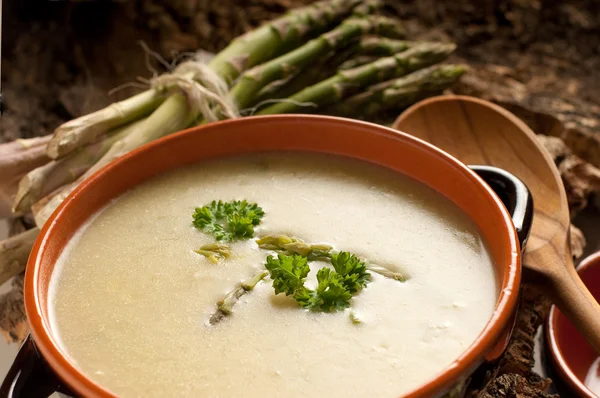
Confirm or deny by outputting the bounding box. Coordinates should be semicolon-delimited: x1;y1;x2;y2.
393;95;600;354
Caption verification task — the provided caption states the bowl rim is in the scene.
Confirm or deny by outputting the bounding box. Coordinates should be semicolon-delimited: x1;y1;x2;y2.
24;114;522;397
546;251;600;398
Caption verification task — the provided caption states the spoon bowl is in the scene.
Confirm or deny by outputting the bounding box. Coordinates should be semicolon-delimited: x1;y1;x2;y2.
393;95;600;353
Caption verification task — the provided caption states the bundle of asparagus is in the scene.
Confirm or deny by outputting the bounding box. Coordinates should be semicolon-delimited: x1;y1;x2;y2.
0;0;467;286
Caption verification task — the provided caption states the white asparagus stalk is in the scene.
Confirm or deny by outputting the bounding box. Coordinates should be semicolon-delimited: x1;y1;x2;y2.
34;93;196;227
46;90;165;159
0;228;39;286
0;136;51;217
12;122;137;214
0;136;51;176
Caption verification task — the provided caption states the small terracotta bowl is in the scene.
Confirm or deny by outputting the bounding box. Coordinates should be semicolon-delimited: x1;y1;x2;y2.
546;251;600;397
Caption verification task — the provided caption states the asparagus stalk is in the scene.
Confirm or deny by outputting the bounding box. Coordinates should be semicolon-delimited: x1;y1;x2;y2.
34;93;196;228
252;37;417;107
338;55;379;70
89;94;195;175
229;16;405;110
357;37;414;56
32;184;74;228
256;42;456;115
327;64;468;117
12;121;138;214
0;136;51;177
209;270;269;325
46;0;364;160
290;37;416;87
351;0;383;16
46;91;166;160
256;235;406;281
0;228;39;286
337;39;444;71
209;0;364;85
0;136;51;217
252;45;351;106
306;37;420;82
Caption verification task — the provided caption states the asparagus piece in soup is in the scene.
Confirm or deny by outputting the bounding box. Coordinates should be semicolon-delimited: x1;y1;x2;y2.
209;270;269;325
194;243;232;263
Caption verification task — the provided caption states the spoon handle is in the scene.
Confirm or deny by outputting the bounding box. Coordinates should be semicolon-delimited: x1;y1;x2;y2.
542;257;600;354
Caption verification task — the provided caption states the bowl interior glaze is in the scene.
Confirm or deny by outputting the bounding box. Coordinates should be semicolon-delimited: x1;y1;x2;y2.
547;252;600;398
25;115;521;397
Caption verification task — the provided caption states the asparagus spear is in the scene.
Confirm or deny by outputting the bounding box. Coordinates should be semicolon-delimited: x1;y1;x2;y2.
256;235;406;281
327;64;468;117
230;15;405;110
211;0;364;84
46;0;365;160
34;93;196;228
12;121;138;214
311;37;418;77
336;39;445;71
251;38;417;107
32;184;75;228
251;43;354;106
351;0;383;16
256;42;456;115
46;91;166;160
0;228;39;286
0;136;51;178
357;37;414;56
0;136;51;217
209;270;269;325
338;55;379;70
278;37;417;95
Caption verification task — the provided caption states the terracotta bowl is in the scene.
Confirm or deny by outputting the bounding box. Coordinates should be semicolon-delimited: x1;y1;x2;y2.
546;251;600;397
19;115;526;397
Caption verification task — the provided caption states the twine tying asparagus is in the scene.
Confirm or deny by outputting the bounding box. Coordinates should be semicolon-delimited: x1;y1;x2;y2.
151;61;239;122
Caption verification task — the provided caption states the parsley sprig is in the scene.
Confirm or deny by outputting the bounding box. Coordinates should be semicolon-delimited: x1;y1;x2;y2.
331;252;371;293
193;200;264;241
265;252;371;312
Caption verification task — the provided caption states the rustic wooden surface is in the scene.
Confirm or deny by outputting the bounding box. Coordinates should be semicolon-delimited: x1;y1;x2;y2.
1;0;599;396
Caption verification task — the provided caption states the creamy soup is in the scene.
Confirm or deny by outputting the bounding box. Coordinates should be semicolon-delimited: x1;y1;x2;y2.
49;153;497;397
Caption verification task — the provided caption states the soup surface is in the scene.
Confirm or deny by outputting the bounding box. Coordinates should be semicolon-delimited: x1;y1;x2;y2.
49;153;497;397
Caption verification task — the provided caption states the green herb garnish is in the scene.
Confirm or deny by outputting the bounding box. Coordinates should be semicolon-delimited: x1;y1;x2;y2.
193;200;264;241
299;268;353;312
265;254;310;296
331;251;371;293
264;252;371;313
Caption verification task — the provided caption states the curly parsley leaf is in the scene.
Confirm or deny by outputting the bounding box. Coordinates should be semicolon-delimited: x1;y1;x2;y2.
264;254;310;296
310;268;353;312
292;286;316;308
265;252;370;313
330;252;371;293
192;200;264;241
